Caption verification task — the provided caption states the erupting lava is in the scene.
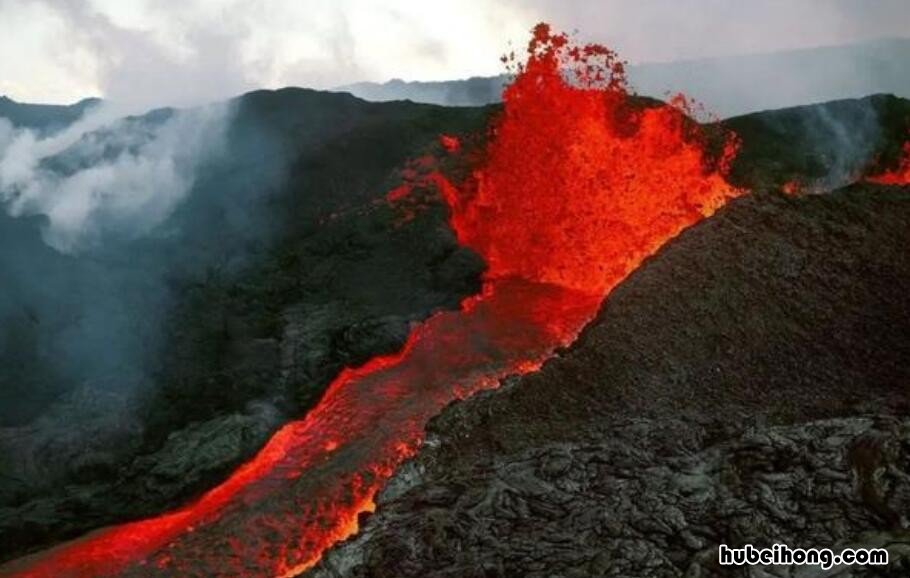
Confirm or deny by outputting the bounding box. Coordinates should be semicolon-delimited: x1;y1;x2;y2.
3;23;741;578
867;141;910;185
443;24;738;294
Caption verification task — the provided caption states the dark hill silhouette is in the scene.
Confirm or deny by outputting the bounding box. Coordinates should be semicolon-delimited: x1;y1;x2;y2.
0;96;101;133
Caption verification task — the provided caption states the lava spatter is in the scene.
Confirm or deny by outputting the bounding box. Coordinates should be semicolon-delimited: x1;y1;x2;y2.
444;23;740;295
2;23;741;578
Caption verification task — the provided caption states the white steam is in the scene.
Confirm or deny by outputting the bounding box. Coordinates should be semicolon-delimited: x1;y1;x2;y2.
0;103;232;252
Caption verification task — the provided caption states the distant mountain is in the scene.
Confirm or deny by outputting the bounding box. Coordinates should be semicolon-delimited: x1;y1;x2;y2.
631;37;910;117
0;95;101;133
340;37;910;117
338;76;508;108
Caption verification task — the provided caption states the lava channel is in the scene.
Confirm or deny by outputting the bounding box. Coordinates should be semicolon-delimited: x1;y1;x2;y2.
1;23;742;578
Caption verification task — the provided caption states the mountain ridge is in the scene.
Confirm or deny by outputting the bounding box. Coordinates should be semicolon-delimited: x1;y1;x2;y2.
340;37;910;117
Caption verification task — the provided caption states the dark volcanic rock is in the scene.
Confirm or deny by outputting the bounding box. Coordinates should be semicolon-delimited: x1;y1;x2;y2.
311;185;910;578
0;90;488;561
316;417;910;578
725;94;910;192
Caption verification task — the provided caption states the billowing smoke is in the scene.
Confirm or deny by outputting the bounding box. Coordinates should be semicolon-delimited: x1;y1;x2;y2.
0;102;236;435
0;103;232;252
810;101;883;187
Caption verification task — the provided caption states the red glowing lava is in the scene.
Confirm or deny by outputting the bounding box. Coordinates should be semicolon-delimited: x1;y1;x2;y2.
443;24;740;295
867;141;910;185
3;281;599;578
439;134;461;153
2;23;741;578
781;180;803;196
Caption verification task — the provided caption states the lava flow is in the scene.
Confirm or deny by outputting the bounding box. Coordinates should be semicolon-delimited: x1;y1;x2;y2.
867;141;910;185
2;23;741;578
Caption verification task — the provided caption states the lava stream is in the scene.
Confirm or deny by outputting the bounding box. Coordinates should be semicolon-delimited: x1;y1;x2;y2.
3;280;600;578
2;23;742;578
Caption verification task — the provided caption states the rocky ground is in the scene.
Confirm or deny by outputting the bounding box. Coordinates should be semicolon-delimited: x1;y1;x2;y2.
312;186;910;577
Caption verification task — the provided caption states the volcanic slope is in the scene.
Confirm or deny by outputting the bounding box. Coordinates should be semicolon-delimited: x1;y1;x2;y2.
724;93;910;191
5;86;910;573
0;88;488;561
312;183;910;577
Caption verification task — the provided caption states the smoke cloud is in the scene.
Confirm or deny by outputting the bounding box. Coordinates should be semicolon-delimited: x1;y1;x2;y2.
0;103;232;252
0;97;239;440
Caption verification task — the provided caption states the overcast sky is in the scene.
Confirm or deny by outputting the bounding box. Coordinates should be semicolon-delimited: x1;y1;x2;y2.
1;0;908;107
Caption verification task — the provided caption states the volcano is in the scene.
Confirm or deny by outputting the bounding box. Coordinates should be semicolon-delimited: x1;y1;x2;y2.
3;21;910;578
2;23;741;576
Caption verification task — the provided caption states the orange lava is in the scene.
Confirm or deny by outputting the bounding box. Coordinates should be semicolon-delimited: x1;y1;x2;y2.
443;24;740;295
2;23;741;578
781;180;803;196
439;134;461;153
3;280;599;578
867;141;910;185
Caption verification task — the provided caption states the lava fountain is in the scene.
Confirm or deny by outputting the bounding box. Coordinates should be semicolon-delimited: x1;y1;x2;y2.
1;23;741;578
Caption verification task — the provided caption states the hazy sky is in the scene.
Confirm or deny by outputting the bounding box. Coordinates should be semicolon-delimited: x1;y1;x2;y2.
1;0;908;107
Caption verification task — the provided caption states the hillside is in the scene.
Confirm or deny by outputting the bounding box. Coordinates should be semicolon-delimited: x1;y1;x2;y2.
0;96;101;133
0;88;489;559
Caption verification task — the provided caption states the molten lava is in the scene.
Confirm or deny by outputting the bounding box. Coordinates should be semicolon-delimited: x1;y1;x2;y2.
4;281;599;578
867;141;910;185
781;180;803;196
2;23;741;578
443;24;739;294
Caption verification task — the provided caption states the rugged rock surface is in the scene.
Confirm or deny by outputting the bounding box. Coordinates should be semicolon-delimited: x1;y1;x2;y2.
311;185;910;577
317;416;910;578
